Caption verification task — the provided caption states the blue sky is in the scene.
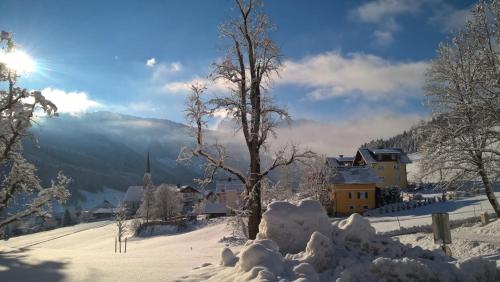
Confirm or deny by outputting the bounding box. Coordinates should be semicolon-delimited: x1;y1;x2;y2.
0;0;477;153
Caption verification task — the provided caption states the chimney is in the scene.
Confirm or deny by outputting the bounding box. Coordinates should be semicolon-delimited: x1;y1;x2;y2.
339;154;344;158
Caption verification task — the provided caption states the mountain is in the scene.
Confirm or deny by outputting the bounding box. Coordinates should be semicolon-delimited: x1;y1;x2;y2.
23;111;201;204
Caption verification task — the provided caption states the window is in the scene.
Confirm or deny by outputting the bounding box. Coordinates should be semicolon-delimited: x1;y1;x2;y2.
363;205;369;209
348;192;352;199
394;164;399;170
365;192;368;199
358;192;369;199
378;166;384;171
349;205;354;210
357;192;361;199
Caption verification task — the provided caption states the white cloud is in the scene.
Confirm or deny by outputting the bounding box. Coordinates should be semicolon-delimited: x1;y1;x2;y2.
278;52;428;100
146;58;156;67
429;5;471;32
161;76;230;95
151;62;183;80
41;88;102;115
353;0;421;23
272;113;422;155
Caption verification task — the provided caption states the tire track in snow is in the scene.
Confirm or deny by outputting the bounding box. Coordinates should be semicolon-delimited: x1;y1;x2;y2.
8;221;113;250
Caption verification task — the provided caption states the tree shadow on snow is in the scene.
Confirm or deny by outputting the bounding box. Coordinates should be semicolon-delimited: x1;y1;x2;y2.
0;252;67;282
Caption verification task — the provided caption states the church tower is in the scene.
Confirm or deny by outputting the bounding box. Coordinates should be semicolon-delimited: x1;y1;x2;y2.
143;152;154;189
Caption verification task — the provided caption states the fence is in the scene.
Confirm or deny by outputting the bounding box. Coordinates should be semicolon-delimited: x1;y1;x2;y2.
368;202;496;236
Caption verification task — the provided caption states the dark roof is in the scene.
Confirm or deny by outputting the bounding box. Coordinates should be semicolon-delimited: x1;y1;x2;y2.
357;148;411;164
179;185;201;193
330;167;381;184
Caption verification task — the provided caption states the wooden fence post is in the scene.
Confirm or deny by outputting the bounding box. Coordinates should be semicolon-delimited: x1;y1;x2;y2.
119;239;122;253
125;237;127;253
115;237;117;253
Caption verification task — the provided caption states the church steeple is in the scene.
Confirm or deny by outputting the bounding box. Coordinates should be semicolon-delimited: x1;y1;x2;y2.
146;151;151;174
143;152;153;189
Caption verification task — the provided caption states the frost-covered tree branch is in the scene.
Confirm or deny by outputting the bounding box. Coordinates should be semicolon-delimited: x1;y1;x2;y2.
177;0;313;239
0;31;70;230
420;1;500;215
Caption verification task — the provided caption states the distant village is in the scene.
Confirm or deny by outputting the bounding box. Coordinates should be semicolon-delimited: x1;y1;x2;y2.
75;147;413;224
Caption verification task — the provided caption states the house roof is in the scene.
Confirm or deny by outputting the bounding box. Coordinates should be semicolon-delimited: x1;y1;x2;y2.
200;202;228;214
179;185;201;194
92;207;119;214
327;156;354;167
123;186;143;202
91;200;115;211
357;148;411;164
330;167;381;184
215;179;245;193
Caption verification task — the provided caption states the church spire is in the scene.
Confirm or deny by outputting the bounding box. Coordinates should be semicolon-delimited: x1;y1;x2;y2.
146;151;151;174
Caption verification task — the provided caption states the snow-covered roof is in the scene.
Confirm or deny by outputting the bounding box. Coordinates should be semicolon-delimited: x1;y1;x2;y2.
123;186;143;202
200;202;228;215
327;156;354;167
92;207;119;214
179;185;201;194
330;167;381;184
216;179;245;193
91;200;116;211
357;148;411;164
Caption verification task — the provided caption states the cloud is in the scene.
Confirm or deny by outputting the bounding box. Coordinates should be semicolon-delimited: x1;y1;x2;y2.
353;0;421;23
41;88;102;115
429;4;471;32
278;52;428;100
273;113;422;155
151;62;183;80
160;76;230;95
146;58;156;67
351;0;421;46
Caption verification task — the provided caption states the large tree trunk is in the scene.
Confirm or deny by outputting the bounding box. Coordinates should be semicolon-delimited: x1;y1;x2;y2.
478;164;500;216
247;150;262;239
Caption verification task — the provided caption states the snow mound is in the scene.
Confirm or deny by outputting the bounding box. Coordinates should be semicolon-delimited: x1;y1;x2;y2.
256;200;332;254
182;200;498;281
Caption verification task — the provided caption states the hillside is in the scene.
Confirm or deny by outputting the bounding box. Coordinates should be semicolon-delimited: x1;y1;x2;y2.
360;124;424;154
23;112;201;203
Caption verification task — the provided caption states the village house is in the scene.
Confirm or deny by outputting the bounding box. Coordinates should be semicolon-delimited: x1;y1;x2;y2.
352;148;411;189
176;185;203;214
329;166;381;215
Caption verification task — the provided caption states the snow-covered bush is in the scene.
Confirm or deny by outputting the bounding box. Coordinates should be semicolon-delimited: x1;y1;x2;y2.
183;200;498;281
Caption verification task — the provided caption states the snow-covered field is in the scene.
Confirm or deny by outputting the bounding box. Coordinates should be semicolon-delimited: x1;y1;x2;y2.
0;219;237;281
396;219;500;265
368;192;500;233
2;194;500;281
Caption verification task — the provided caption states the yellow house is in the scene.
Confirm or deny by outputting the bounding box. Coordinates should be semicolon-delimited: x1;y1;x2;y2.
353;148;411;189
329;166;381;215
216;178;245;210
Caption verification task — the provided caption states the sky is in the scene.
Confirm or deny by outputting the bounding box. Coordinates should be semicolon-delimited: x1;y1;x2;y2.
0;0;477;154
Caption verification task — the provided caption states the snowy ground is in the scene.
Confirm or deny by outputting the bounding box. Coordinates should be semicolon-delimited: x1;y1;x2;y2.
396;219;500;265
0;219;238;281
2;192;500;281
367;192;500;232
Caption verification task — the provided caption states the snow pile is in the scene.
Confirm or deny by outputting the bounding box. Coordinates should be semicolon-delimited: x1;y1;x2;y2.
256;200;332;254
182;200;498;281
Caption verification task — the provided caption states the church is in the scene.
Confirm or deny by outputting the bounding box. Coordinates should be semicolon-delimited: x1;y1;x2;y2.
123;152;154;214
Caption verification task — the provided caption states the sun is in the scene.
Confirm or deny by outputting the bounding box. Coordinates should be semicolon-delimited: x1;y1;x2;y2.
0;50;36;74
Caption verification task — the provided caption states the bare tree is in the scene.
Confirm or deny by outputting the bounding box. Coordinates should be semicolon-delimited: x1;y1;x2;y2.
115;204;127;247
137;185;155;223
0;31;70;230
153;184;182;221
299;155;334;212
421;0;500;215
178;0;314;239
